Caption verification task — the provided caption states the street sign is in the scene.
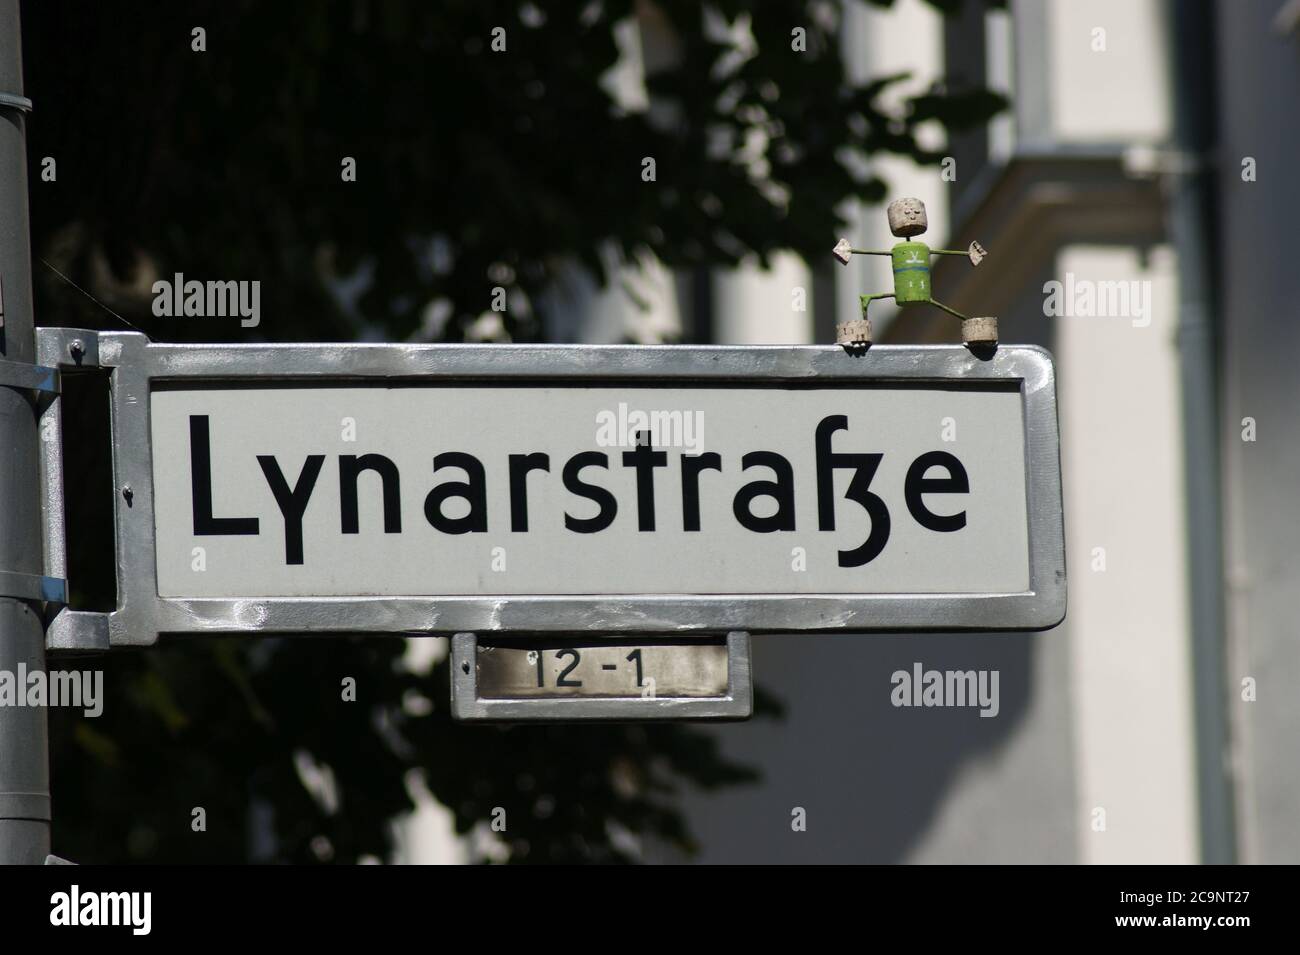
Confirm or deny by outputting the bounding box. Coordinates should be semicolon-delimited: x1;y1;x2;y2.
37;330;1065;647
450;632;752;721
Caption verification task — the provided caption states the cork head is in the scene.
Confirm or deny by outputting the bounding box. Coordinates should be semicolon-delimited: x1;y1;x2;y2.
887;197;928;238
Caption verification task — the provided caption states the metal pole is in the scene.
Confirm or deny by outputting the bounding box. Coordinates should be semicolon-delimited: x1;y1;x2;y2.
0;0;51;865
1166;0;1235;864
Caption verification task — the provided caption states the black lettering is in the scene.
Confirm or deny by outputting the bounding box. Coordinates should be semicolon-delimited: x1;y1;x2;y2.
562;452;616;533
339;454;401;534
556;648;582;687
424;452;488;534
621;432;668;531
508;453;550;532
905;451;969;532
815;415;890;567
680;453;722;531
257;454;326;565
189;415;259;536
732;451;796;532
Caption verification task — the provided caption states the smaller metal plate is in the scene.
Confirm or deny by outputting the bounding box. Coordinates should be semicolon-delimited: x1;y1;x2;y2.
451;632;752;722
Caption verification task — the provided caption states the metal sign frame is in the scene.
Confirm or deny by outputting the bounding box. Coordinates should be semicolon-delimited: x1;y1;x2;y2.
450;631;753;722
36;329;1065;649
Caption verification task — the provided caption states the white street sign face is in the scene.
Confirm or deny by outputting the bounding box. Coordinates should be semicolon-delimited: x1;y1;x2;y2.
44;333;1063;643
150;383;1030;599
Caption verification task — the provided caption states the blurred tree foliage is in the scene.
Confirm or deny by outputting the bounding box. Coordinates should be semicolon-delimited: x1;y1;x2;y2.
24;0;1005;862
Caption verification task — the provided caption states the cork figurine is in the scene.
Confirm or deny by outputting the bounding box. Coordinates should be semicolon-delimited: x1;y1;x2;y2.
832;197;996;347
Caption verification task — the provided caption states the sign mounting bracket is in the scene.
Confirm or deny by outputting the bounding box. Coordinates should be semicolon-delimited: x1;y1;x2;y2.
35;327;110;653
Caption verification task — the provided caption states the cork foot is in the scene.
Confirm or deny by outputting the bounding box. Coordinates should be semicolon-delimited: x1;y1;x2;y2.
836;318;872;347
962;316;998;346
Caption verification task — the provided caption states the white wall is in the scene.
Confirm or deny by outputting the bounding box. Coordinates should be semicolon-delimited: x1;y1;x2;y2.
1055;244;1198;863
1045;0;1171;144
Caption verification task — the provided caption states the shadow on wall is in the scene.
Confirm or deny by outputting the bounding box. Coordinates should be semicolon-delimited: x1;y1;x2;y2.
671;631;1051;864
